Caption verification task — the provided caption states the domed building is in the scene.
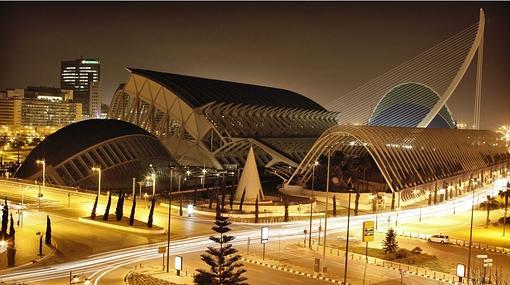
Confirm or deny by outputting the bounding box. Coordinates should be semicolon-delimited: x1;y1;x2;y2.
15;119;177;191
368;83;456;128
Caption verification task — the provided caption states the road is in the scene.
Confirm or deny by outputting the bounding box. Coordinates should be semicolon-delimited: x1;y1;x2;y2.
0;178;508;284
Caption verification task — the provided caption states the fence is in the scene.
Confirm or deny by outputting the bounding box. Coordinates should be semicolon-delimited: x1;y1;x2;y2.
299;240;464;284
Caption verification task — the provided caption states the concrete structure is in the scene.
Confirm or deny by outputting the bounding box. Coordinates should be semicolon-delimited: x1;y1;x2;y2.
108;69;337;174
234;146;264;202
15;119;177;191
286;125;509;207
61;57;101;117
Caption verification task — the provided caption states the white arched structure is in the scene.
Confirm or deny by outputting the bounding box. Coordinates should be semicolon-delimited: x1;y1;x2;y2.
326;9;485;129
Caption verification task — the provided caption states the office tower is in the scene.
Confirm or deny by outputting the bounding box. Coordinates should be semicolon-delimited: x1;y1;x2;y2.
60;57;100;117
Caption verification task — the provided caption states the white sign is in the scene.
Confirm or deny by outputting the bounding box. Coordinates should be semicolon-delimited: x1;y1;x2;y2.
484;258;493;263
456;264;465;277
476;254;488;259
261;226;269;244
175;256;183;271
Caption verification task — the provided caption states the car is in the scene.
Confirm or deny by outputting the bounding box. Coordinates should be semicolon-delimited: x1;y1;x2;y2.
498;216;510;224
427;234;449;244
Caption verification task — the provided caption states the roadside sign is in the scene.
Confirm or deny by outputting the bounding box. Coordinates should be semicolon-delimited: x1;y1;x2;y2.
158;246;166;254
456;264;465;277
476;254;488;259
362;221;375;242
484;259;493;263
175;256;183;270
314;258;320;272
261;226;269;244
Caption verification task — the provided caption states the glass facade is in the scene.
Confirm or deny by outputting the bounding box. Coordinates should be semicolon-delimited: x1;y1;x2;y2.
61;58;101;117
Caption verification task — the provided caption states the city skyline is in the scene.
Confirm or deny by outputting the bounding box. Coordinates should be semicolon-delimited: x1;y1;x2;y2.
1;2;509;130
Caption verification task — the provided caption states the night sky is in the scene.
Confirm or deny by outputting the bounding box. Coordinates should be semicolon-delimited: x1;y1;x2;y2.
1;2;509;130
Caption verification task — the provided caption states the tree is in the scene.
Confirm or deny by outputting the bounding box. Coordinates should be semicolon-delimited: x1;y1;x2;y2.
284;200;289;222
91;195;98;220
239;189;246;212
480;195;500;225
179;194;183;216
1;197;8;240
9;213;15;240
148;196;156;228
129;196;136;226
254;196;259;224
209;187;215;209
332;195;337;217
103;192;112;221
229;186;235;211
382;228;398;254
354;187;361;216
115;192;124;221
45;215;52;245
194;208;248;285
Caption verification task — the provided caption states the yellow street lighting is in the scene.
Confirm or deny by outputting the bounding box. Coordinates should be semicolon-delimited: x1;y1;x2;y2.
91;167;102;196
36;159;46;188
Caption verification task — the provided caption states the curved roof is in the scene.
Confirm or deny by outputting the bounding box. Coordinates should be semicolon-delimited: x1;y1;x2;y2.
368;83;456;128
128;68;326;111
16;119;154;178
289;125;509;191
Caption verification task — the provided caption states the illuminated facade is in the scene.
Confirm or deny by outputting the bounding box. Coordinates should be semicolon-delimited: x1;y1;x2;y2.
61;57;101;117
0;87;82;128
109;68;337;174
15;119;176;191
286;125;509;205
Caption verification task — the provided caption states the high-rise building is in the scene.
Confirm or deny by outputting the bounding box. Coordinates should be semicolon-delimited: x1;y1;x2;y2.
60;57;101;117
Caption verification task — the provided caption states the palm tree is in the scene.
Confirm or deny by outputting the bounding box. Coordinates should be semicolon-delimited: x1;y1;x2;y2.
480;195;500;225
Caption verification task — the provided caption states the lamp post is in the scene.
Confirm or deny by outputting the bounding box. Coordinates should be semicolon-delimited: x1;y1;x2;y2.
467;177;478;284
201;168;207;190
322;147;331;274
309;161;318;248
166;166;174;273
92;167;102;197
344;187;354;285
147;173;156;196
36;159;46;188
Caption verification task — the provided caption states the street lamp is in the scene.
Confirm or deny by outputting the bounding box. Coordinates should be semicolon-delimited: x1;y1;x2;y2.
344;186;354;285
201;168;207;190
36;159;46;188
166;165;174;273
91;166;102;197
322;147;332;273
146;173;156;196
309;161;318;248
467;177;478;284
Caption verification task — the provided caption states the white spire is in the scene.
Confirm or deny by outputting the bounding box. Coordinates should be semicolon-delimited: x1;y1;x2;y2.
234;146;264;202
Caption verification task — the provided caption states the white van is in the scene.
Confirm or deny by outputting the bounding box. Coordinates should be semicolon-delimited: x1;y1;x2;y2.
427;234;449;244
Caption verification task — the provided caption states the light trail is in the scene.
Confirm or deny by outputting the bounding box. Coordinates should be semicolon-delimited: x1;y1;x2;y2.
0;180;503;284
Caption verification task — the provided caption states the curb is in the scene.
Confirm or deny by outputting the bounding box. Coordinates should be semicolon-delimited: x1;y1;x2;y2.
240;257;347;284
0;237;58;273
77;217;166;235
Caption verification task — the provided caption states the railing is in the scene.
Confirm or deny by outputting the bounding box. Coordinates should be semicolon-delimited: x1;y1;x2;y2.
299;240;464;284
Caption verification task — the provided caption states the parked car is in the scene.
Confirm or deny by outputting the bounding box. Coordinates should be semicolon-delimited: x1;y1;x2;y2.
427;234;449;244
498;216;510;224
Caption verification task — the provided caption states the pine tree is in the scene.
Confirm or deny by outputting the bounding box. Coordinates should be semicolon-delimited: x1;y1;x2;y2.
382;228;398;254
115;192;124;221
91;195;98;220
179;194;183;216
148;196;156;228
194;208;248;285
332;195;337;217
103;192;112;221
239;189;246;212
129;196;136;226
284;200;289;222
1;197;8;240
45;215;52;245
354;188;360;216
9;213;15;240
254;196;259;224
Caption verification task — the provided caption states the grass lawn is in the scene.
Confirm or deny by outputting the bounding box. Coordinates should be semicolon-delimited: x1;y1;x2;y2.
86;214;164;230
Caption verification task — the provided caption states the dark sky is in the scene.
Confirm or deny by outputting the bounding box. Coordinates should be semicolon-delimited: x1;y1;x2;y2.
1;2;509;130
